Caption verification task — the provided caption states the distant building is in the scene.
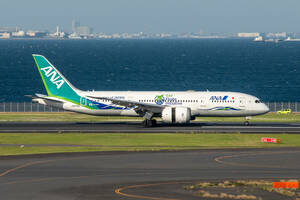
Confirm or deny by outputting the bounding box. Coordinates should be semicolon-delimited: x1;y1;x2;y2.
0;27;17;33
253;36;263;42
237;32;260;38
160;33;172;38
12;30;25;37
0;32;10;39
50;26;66;38
26;31;47;37
112;33;121;38
72;20;80;32
98;33;112;39
71;20;93;37
266;32;286;38
68;33;81;39
76;26;92;36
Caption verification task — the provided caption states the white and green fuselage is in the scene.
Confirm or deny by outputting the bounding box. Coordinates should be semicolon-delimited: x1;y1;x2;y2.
32;55;269;124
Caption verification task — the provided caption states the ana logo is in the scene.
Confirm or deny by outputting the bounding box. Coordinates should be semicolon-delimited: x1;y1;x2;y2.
41;66;65;89
209;95;229;101
154;95;165;105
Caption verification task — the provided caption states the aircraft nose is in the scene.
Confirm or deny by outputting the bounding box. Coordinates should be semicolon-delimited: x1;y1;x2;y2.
262;103;270;114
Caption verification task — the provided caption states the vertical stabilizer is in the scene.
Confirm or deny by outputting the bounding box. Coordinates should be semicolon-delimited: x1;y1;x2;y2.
32;54;81;103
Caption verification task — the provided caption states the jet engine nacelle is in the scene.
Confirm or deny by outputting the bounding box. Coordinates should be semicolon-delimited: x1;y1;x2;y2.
162;107;191;124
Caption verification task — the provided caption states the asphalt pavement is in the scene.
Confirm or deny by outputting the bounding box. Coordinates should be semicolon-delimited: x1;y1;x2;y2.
1;121;300;133
0;148;300;199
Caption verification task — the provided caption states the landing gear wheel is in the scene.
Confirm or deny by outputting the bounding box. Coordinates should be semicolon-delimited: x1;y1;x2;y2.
142;119;147;127
152;119;157;126
142;119;156;127
147;120;153;127
244;121;250;126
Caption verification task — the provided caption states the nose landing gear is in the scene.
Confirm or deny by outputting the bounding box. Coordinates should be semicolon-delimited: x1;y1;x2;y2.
244;116;252;126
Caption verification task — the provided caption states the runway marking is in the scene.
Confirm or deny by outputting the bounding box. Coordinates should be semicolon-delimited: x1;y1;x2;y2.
214;150;300;168
0;151;193;180
2;176;90;185
0;160;53;177
2;169;296;187
115;177;300;200
115;181;191;200
0;155;109;179
0;156;103;178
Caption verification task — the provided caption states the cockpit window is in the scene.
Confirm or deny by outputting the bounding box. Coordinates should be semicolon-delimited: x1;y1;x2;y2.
255;100;261;103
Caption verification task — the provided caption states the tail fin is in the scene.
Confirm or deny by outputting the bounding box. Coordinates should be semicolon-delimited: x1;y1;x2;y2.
32;54;81;103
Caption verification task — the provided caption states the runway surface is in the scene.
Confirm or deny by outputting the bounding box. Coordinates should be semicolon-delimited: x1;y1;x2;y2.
0;148;300;200
1;121;300;133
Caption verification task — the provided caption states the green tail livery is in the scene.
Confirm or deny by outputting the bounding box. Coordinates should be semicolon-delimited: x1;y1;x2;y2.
32;54;126;111
33;54;80;102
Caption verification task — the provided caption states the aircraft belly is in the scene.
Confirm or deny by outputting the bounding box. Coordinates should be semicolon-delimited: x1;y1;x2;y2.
198;109;246;117
77;108;138;116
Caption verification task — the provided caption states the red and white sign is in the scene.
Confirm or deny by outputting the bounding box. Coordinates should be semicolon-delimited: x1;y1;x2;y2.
261;137;281;143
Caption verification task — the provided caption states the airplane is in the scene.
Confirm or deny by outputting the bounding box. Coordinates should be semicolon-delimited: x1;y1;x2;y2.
29;54;269;127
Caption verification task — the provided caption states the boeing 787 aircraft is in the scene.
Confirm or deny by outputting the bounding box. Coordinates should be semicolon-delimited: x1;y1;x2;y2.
29;54;269;127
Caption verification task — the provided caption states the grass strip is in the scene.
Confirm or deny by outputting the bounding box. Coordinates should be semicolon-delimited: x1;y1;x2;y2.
0;133;300;155
0;112;142;122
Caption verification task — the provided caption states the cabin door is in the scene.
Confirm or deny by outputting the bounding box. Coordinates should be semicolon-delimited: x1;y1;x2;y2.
238;97;246;108
80;97;87;106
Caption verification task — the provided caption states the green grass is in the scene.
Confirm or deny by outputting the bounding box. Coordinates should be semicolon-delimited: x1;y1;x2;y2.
0;146;182;156
0;133;300;156
0;112;142;122
198;113;300;123
0;112;299;123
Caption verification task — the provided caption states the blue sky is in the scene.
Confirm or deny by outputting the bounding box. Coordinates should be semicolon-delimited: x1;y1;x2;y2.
1;0;299;33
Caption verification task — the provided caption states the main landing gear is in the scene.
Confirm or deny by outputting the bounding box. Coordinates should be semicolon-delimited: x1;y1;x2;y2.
142;119;157;127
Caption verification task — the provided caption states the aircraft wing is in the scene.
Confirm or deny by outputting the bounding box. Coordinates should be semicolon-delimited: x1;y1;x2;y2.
86;96;164;117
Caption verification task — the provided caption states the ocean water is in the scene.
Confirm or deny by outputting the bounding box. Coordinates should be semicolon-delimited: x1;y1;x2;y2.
1;39;300;102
